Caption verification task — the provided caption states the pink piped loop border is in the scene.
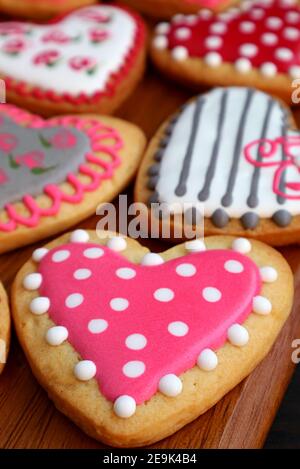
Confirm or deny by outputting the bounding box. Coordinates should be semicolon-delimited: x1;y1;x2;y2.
0;104;123;232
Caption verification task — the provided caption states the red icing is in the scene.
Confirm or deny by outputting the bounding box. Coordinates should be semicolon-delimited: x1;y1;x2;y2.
39;243;261;404
3;5;146;106
166;0;300;74
0;105;123;232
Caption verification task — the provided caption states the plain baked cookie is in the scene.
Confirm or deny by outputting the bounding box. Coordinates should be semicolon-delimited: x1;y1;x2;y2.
135;86;300;246
0;0;97;20
12;229;293;446
0;104;146;254
0;282;10;375
151;0;300;104
118;0;239;19
0;5;146;116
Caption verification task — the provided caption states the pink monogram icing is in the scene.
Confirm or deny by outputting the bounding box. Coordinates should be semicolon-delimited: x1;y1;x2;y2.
38;243;261;404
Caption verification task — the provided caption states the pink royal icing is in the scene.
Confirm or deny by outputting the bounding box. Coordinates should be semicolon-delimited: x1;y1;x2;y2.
38;243;261;404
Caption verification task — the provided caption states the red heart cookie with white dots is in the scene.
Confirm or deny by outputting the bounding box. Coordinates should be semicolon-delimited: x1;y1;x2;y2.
151;0;300;102
12;230;293;446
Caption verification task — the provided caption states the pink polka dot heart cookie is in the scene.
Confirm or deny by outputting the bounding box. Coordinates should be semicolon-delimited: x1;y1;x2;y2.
151;0;300;102
12;230;293;446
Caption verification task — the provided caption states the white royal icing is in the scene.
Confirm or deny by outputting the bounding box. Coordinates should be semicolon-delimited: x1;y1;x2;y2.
0;6;136;96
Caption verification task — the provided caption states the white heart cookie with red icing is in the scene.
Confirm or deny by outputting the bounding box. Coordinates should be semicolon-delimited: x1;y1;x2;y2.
0;104;146;254
12;229;293;446
151;0;300;102
0;0;97;20
0;5;146;116
0;282;10;375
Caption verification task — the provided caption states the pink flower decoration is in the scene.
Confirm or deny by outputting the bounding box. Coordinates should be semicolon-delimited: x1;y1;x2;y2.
69;56;97;72
42;30;71;44
33;50;60;66
0;168;8;184
50;130;77;149
89;28;109;43
15;150;45;169
0;133;18;152
0;22;30;35
77;10;111;23
2;38;27;54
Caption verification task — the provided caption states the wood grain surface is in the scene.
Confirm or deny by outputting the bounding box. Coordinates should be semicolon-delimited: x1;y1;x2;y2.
0;65;300;449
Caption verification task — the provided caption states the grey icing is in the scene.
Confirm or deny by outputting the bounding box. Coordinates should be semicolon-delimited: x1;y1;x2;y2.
272;209;292;227
0;115;90;208
211;208;229;228
241;212;259;230
184;206;202;226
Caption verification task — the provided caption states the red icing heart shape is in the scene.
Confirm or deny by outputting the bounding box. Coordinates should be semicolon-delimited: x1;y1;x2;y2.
38;243;261;405
163;0;300;77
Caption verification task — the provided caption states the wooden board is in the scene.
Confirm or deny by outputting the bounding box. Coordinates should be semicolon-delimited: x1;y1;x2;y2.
0;66;300;450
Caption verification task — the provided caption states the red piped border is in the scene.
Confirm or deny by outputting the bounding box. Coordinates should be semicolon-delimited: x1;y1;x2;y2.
2;5;146;106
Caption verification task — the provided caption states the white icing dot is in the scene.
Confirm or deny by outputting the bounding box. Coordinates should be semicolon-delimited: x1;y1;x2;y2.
110;298;129;312
239;21;255;33
285;11;300;23
155;22;170;34
74;360;96;381
46;326;68;346
168;321;189;337
197;349;218;371
107;236;127;252
185;239;206;252
123;360;145;378
141;253;164;266
185;15;198;25
88;319;108;334
204;52;222;67
125;334;147;351
65;293;84;309
253;295;272;315
175;263;196;277
70;229;90;243
198;9;212;19
83;247;104;259
175;27;191;40
172;46;189;61
154;288;174;302
224;260;244;274
235;58;252;73
52;250;70;263
172;13;184;23
158;374;183;397
30;297;50;315
23;273;42;290
250;7;265;19
275;47;294;61
260;266;278;283
289;65;300;78
227;324;249;346
205;36;223;49
283;26;300;40
116;267;136;279
260;62;278;77
232;238;252;254
202;287;222;303
261;32;278;45
266;16;283;30
32;247;49;262
210;22;227;34
153;35;168;50
239;43;258;58
73;268;92;280
280;0;296;6
114;395;136;418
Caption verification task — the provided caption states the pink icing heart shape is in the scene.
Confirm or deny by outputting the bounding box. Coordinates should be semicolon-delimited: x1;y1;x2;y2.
38;243;261;405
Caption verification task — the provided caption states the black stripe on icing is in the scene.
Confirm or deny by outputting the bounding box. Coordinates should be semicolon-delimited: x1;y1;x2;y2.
246;98;275;209
211;208;229;228
241;212;259;230
221;88;254;208
175;95;206;197
198;90;228;202
272;209;292;227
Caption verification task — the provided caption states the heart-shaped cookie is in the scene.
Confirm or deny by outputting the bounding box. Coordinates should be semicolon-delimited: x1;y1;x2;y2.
12;229;293;446
120;0;238;19
0;0;97;20
0;104;146;253
151;0;300;102
0;282;10;375
135;86;300;245
0;5;146;116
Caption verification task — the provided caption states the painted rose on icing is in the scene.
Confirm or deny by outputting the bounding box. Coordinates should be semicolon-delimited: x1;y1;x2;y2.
0;168;8;184
42;30;72;44
15;150;45;169
50;130;77;149
69;56;98;74
77;9;111;23
33;50;61;66
89;29;110;43
0;22;30;36
2;38;27;55
0;133;18;152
